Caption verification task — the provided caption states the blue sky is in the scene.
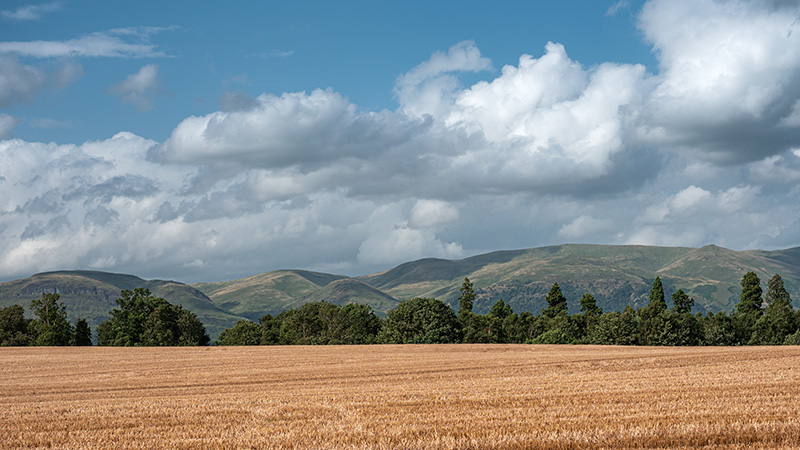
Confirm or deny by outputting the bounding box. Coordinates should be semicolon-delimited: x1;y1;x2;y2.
2;0;654;143
2;0;800;283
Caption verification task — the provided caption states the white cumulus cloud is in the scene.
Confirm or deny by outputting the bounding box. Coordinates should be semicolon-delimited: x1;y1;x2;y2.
636;0;800;162
109;64;159;110
4;0;800;283
409;199;460;229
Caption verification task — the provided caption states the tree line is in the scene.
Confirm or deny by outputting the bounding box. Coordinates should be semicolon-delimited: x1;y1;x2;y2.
2;272;798;346
217;272;800;346
0;288;209;346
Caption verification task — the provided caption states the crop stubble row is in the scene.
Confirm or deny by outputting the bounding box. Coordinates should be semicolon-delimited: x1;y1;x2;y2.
1;345;799;449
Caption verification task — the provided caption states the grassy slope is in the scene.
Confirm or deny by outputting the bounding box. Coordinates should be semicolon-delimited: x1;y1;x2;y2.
4;244;800;338
295;278;399;315
359;244;800;314
192;270;349;320
0;271;245;340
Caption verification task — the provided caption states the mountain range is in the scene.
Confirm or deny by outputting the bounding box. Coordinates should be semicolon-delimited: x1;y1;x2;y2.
2;244;799;340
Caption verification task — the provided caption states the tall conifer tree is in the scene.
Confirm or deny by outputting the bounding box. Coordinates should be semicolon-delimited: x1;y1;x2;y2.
458;277;475;317
543;283;568;318
648;277;667;312
736;272;763;316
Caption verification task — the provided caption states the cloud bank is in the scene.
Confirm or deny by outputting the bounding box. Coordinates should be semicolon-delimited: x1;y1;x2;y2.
1;0;800;282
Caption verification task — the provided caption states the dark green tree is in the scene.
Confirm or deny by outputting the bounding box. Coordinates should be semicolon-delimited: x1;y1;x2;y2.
671;289;694;314
336;303;382;344
97;288;208;346
542;283;567;318
266;301;380;345
97;288;152;346
578;293;602;343
586;310;622;345
701;311;737;346
276;303;327;344
483;299;514;343
377;297;460;344
587;308;639;346
141;298;180;346
530;312;579;344
177;308;210;346
785;330;800;345
461;313;491;343
618;305;640;345
0;304;33;346
458;277;475;317
765;274;791;308
648;277;667;312
750;274;796;345
736;271;763;316
638;278;669;345
72;318;92;346
579;293;602;316
733;272;763;344
502;311;530;344
30;293;73;346
750;301;796;345
653;310;701;346
259;314;281;345
489;299;513;321
217;320;262;345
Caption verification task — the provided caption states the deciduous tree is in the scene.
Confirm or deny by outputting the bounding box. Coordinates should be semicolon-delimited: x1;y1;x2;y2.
97;288;209;346
377;297;460;344
0;304;32;346
30;293;73;346
217;320;262;345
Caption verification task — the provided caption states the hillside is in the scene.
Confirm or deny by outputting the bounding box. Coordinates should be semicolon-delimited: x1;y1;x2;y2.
193;270;349;320
358;244;800;314
295;278;400;313
0;271;245;340
4;244;800;341
190;244;800;320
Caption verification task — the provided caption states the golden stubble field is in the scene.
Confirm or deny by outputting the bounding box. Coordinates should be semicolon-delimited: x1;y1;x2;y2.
2;345;800;449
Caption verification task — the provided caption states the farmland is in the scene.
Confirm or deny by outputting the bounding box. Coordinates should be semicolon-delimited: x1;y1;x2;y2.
2;345;800;449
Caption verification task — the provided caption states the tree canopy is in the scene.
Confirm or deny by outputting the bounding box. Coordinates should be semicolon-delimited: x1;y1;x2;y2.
30;293;73;346
97;288;209;346
378;297;461;344
736;271;763;316
543;283;568;318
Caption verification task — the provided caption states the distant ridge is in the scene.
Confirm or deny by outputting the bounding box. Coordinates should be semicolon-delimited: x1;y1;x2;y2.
192;270;349;320
193;244;800;320
2;244;799;341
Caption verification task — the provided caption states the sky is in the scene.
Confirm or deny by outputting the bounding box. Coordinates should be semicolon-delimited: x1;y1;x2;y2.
1;0;800;284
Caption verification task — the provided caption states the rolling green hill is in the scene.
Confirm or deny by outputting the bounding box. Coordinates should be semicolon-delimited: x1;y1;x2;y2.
4;244;800;343
0;271;245;340
192;270;349;320
295;278;400;313
191;244;800;321
193;271;400;320
358;244;800;314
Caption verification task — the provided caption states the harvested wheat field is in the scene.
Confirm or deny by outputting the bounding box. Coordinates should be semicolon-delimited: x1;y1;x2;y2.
2;345;800;449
